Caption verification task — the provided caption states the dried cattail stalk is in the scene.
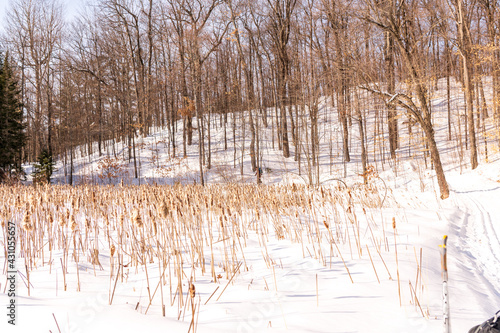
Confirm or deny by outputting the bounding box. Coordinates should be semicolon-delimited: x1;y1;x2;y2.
133;209;143;228
70;215;78;231
323;220;329;230
90;249;100;265
22;213;34;232
159;202;168;218
189;283;196;299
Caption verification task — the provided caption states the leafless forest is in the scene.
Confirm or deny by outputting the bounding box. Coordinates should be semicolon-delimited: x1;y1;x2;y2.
2;0;500;198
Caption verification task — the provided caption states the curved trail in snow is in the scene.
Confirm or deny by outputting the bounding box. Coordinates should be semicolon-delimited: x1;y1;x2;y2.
447;171;500;313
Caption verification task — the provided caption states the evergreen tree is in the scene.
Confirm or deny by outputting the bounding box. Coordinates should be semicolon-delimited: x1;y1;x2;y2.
33;148;56;184
0;52;26;182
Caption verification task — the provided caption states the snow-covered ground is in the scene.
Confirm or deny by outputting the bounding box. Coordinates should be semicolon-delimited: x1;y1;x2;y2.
1;78;500;332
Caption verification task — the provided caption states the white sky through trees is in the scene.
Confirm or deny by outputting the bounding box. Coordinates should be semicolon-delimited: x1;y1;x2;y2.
0;0;80;32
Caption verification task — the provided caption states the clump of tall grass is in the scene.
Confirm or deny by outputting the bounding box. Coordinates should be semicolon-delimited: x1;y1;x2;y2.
0;182;414;321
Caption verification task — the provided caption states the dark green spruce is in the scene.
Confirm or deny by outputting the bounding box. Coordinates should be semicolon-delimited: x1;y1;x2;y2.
33;148;56;184
0;52;26;182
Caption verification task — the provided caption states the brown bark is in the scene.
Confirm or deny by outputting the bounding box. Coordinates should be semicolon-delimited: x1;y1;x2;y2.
456;0;478;169
385;30;398;159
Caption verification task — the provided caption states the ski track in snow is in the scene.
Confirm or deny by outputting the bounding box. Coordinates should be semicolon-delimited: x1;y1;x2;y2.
448;172;500;313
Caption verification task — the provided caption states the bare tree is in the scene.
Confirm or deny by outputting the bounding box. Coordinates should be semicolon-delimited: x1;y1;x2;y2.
363;0;450;199
173;0;230;185
449;0;478;169
4;0;64;161
384;0;398;159
266;0;298;158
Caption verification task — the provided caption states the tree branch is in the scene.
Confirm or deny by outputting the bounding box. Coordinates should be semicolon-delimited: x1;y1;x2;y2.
360;85;424;125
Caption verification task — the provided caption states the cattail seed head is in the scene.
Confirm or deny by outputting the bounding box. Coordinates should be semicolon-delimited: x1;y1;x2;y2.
110;244;116;257
392;217;396;229
159;202;168;218
189;283;196;299
133;209;143;228
22;213;34;232
70;215;78;231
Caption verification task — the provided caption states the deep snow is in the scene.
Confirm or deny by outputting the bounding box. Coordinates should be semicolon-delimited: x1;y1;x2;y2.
2;77;500;333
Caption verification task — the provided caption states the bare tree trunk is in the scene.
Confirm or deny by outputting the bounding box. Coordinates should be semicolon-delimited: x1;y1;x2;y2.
132;127;138;179
193;58;204;185
446;40;452;141
267;0;296;158
357;104;367;183
279;66;291;158
456;0;478;169
340;76;350;163
385;29;398;159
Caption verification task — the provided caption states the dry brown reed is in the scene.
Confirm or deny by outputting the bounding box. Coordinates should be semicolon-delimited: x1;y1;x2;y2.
0;182;402;323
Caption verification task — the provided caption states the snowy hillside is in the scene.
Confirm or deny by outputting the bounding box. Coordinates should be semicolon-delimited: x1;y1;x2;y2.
2;77;500;333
